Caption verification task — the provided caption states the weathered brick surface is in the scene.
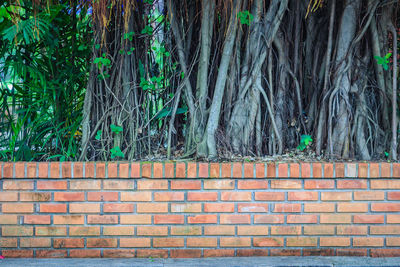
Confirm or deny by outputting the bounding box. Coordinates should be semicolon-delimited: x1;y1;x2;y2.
1;162;400;258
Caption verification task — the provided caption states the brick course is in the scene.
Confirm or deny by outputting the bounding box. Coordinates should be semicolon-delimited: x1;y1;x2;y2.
0;162;400;258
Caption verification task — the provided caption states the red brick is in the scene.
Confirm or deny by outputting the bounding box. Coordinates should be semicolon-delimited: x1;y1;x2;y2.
354;191;384;200
87;215;118;224
303;225;335;235
69;226;100;236
136;226;168;236
3;181;34;190
274;203;301;213
104;203;134;213
26;163;36;178
54;238;85;248
271;180;301;189
304;180;334;189
171;203;202;213
238;203;268;212
20;238;51;247
187;237;217;247
278;163;288;177
175;163;186;178
267;163;276;177
1;250;34;258
164;163;174;178
53;215;84;225
171;180;201;190
121;192;152;201
2;226;33;236
35;226;67;236
0;215;18;224
130;163;140;178
154;215;184;224
301;163;312;178
371;179;400;189
69;250;101;258
23;215;50;224
286;237;317;247
204;203;234;212
15;162;25;178
335;163;345;177
320;214;351;224
204;249;234;257
119;163;130;178
107;163;118;178
255;192;285;201
153;238;184;247
321;191;352;201
36;250;67;258
221;163;231;177
2;163;13;178
137;180;168;190
153;163;163;178
154;192;184;201
95;162;105;178
137;203;168;213
171;226;202;236
254;215;284;224
354;215;384;224
0;192;18;201
371;203;400;212
232;163;243;178
120;215;151;225
370;226;400;235
49;162;60;178
170;250;202;258
254;237;284;247
141;163;151;178
70;180;101;190
288;191;318;201
61;162;71;178
87;238;117;248
85;162;95;178
0;238;18;247
337;179;367;189
287;215;317;224
255;163;265;178
220;214;250;224
337;249;368;257
103;249;135;258
69;203;100;213
369;163;379;178
119;238;150;247
388;191;400;200
187;163;196;178
221;192;251;201
238;226;269;235
353;237;383;247
88;192;119;201
321;237;350;247
136;249;168;258
271;226;301;235
204;226;235;235
220;237;251;247
371;249;400;257
204;179;234;189
303;249;334;256
358;163;368;177
243;163;254;178
188;215;217;224
72;162;83;178
270;249;301;256
54;192;84;201
324;163;334;178
199;163;209;177
37;180;67;190
2;203;34;213
187;192;218;201
238;180;268;189
337;203;368;213
237;249;268;257
210;163;219;178
393;163;400;177
40;204;67;213
289;163;300;177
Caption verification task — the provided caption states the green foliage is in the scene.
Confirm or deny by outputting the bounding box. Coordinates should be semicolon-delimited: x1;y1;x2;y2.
110;124;123;134
95;130;102;141
374;53;392;70
110;146;124;159
238;10;253;26
297;135;313;151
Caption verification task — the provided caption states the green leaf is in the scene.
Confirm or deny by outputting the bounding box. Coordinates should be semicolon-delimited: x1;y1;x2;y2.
95;130;102;140
385;53;392;59
110;146;125;159
110;124;123;134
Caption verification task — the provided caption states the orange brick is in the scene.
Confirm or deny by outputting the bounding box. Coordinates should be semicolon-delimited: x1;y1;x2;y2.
255;192;285;201
87;238;117;247
267;163;276;177
170;249;202;258
23;215;50;224
137;203;167;213
19;192;51;202
0;192;18;201
102;227;134;236
171;180;201;190
103;249;135;258
387;215;400;223
336;225;368;235
104;203;134;213
274;203;301;213
254;215;284;224
137;180;168;190
1;250;34;258
324;163;334;178
393;163;400;177
61;162;71;178
238;180;268;189
371;203;400;212
354;191;384;200
388;191;400;200
255;163;265;178
3;180;34;190
380;163;390;177
287;237;317;247
49;162;60;178
204;226;235;235
69;180;101;190
287;215;317;224
171;226;202;236
288;191;318;201
87;215;118;224
40;204;67;213
321;191;352;201
2;203;34;213
137;226;168;236
358;163;368;177
187;192;218;201
353;237;383;247
164;163;174;178
204;179;234;189
153;163;163;178
320;237;350;247
107;163;118;178
304;180;334;189
87;192;119;201
370;226;400;235
243;163;254;178
26;163;36;178
271;180;302;189
154;215;184;224
121;192;152;201
278;163;288;177
335;163;345;177
204;203;234;212
120;215;151;225
53;215;84;225
119;163;130;178
20;238;51;247
238;203;268;212
96;162;106;178
54;192;84;201
320;214;351;224
69;250;101;258
119;238;151;247
371;179;400;189
337;203;368;213
354;215;384;224
73;162;83;178
171;203;202;213
204;249;234;257
0;215;18;224
303;225;335;235
187;237;217;247
289;163;300;178
14;162;25;178
238;226;269;236
221;192;251;201
270;226;301;235
2;226;33;236
69;203;100;213
187;163;196;178
136;249;168;258
386;238;400;246
337;180;367;189
103;180;134;190
38;162;49;178
232;163;243;178
254;237;283;247
37;180;67;190
175;163;186;178
85;162;95;178
220;214;250;224
0;238;18;248
220;237;251;247
302;163;312;178
2;163;13;178
369;163;379;178
142;163;152;179
69;226;100;236
210;163;219;178
153;238;184;247
35;226;67;236
154;192;184;201
130;163;140;178
221;163;231;177
188;215;217;224
198;163;208;178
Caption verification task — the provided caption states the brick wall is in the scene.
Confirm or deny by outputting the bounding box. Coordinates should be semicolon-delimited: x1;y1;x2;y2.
1;162;400;258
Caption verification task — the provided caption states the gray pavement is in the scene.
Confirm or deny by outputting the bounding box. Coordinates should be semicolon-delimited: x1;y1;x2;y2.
1;257;400;267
